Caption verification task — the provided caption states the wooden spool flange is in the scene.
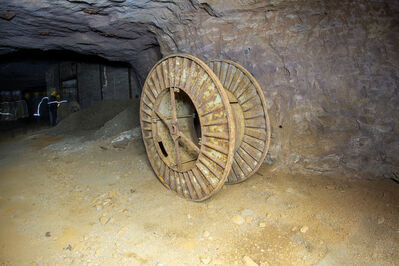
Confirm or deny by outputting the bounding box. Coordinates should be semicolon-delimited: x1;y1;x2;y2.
140;54;270;201
207;59;271;184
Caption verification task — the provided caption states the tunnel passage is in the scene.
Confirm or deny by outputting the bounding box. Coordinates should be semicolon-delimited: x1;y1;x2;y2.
0;49;160;135
0;50;144;103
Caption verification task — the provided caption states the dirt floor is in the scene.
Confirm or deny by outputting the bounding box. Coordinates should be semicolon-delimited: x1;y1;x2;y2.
0;131;398;266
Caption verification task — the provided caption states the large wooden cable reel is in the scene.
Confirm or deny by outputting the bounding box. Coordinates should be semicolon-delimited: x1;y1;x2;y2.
140;54;271;201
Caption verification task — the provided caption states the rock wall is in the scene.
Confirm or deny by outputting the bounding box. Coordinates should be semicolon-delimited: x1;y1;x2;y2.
1;0;398;178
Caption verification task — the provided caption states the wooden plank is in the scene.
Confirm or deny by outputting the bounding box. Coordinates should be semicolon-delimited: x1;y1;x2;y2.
158;162;165;182
223;64;234;89
190;68;205;96
237;147;257;169
228;161;239;183
241;142;262;161
162;61;169;88
141;107;153;117
246;117;266;128
202;150;226;168
179;172;190;199
169;169;176;191
202;118;228;126
239;89;257;106
142;98;153;109
226;66;240;91
245;128;267;140
180;57;189;89
232;160;245;180
195;78;212;102
242;135;264;153
188;170;204;198
214;61;221;77
196;163;217;189
168;56;175;88
234;78;251;98
192;167;211;194
146;77;158;97
175;171;183;196
220;61;228;84
184;61;197;92
142;125;152;131
198;157;221;183
203;131;229;140
200;105;224;117
141;118;152;124
150;73;162;96
156;64;166;90
234;152;251;176
229;71;244;92
202;141;229;155
163;165;170;186
242;103;258;113
144;89;155;104
174;56;181;88
183;172;196;200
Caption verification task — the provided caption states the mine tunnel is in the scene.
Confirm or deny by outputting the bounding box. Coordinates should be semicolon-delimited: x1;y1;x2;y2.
0;49;148;136
0;0;398;265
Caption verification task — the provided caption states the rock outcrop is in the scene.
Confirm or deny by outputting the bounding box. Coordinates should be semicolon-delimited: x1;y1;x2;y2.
1;0;398;178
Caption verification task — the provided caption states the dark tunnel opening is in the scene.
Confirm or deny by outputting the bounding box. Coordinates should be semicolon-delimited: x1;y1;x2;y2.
0;49;146;137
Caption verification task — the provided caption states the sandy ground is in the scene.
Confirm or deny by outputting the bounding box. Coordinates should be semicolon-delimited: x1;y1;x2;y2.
0;131;398;266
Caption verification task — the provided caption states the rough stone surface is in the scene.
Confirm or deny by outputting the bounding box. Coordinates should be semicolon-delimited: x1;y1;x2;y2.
1;0;398;178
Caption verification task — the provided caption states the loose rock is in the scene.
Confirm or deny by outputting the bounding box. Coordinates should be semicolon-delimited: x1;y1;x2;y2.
203;231;210;238
246;216;254;223
241;209;255;217
232;215;245;225
243;255;258;266
95;247;104;256
200;257;211;265
99;216;111;225
300;226;309;233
